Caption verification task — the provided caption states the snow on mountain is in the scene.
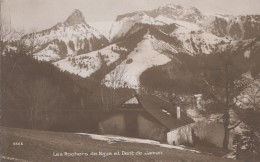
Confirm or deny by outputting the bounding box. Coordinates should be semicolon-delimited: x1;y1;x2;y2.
202;14;260;40
172;29;229;54
154;15;175;24
151;4;203;23
54;44;126;78
13;4;259;88
108;12;174;41
159;19;227;54
109;20;133;41
21;9;108;61
108;6;229;55
23;23;103;49
104;33;171;89
109;12;167;41
33;43;61;62
172;20;201;33
89;21;114;40
151;36;178;54
109;3;260;43
109;4;203;41
115;4;203;23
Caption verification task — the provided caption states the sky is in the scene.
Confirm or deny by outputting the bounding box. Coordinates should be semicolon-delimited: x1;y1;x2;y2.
2;0;260;32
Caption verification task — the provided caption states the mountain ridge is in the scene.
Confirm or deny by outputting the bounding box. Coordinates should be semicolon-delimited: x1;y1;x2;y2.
20;9;108;62
109;3;260;41
7;4;260;89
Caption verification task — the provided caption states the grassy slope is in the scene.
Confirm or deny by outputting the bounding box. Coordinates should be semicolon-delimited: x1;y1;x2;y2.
0;127;238;162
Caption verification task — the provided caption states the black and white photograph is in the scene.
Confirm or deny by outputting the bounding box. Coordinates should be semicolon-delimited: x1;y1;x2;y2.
0;0;260;161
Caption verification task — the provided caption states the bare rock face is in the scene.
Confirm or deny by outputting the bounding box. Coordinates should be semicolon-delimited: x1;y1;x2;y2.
149;4;203;23
203;15;260;40
64;9;87;26
116;4;203;23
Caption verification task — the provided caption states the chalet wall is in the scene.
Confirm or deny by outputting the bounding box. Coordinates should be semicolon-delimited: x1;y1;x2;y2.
98;113;126;136
167;124;193;145
98;112;167;142
137;114;167;142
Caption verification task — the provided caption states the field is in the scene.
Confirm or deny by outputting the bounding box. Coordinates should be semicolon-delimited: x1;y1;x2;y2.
0;127;238;162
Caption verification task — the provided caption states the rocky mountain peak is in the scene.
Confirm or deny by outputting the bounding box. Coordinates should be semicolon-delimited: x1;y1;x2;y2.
154;3;203;22
162;3;196;10
64;9;86;26
115;3;203;24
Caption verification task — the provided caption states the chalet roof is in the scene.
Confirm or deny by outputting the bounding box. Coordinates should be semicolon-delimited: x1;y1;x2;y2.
135;94;194;130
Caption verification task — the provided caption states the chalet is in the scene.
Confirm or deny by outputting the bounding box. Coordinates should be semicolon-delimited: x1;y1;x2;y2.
98;94;195;145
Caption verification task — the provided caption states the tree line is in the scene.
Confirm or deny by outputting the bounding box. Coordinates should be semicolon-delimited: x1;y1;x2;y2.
140;50;260;161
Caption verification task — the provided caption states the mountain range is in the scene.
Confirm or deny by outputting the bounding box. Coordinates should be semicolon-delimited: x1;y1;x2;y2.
13;4;260;89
